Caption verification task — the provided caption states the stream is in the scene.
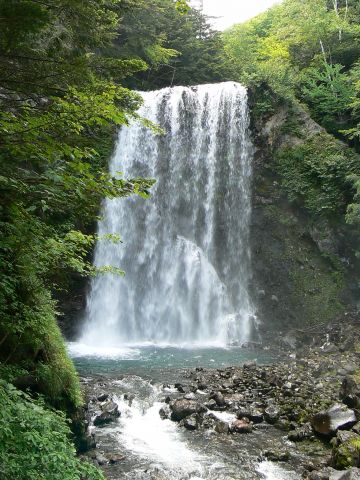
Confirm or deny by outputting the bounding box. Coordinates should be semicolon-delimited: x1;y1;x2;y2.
70;345;303;480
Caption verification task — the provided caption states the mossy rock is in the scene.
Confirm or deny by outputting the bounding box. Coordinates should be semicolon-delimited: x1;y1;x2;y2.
333;437;360;469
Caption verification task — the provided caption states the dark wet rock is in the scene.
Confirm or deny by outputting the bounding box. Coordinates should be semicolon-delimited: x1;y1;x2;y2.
183;413;200;431
230;419;253;433
288;422;313;441
93;400;120;426
340;376;360;409
202;413;217;430
205;399;218;410
159;404;171;420
210;391;226;407
175;383;186;393
124;393;135;406
312;404;357;435
170;398;205;421
264;405;280;424
263;449;290;462
97;393;109;402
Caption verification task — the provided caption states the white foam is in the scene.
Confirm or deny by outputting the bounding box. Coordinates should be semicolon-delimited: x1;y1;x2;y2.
67;342;140;359
114;393;204;477
257;461;301;480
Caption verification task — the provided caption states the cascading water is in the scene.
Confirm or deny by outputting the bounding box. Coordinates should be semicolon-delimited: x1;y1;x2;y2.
80;82;256;348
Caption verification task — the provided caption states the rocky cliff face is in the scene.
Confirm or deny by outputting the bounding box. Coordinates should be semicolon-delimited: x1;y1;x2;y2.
248;94;359;338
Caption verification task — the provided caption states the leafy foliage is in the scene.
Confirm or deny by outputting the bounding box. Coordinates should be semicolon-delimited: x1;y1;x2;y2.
0;381;105;480
113;0;226;89
223;0;360;134
276;133;360;217
0;0;157;411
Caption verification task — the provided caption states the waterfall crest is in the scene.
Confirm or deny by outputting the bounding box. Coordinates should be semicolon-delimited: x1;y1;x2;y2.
80;82;255;347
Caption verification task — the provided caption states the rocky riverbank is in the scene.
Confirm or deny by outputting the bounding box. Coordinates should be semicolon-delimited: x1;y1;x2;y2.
80;313;360;479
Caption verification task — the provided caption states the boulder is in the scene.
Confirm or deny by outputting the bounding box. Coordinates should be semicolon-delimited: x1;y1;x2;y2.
312;404;356;435
170;399;205;421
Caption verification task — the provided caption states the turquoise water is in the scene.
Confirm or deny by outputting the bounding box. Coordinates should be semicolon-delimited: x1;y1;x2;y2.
68;343;276;378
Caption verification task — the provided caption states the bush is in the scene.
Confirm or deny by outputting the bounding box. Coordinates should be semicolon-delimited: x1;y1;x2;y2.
276;133;360;218
0;381;104;480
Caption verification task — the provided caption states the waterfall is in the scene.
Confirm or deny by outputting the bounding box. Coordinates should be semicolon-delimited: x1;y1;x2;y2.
80;82;255;348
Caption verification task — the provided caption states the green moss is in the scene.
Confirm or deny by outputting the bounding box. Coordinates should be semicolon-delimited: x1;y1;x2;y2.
333;438;360;469
0;285;82;411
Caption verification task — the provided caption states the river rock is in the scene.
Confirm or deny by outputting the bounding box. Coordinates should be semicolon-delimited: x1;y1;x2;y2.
93;401;120;426
340;376;360;409
263;449;290;462
97;393;109;402
215;420;229;434
159;404;171;420
230;419;253;433
312;404;356;435
170;399;205;421
209;391;227;409
183;414;199;431
288;422;313;441
264;404;280;424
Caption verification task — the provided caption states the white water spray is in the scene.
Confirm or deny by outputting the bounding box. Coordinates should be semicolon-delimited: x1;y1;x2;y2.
80;82;255;348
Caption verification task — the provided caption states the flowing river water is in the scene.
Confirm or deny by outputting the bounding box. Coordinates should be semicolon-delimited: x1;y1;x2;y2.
70;83;302;479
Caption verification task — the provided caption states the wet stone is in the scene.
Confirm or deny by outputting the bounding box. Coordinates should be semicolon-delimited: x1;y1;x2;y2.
312;404;357;435
230;419;253;434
